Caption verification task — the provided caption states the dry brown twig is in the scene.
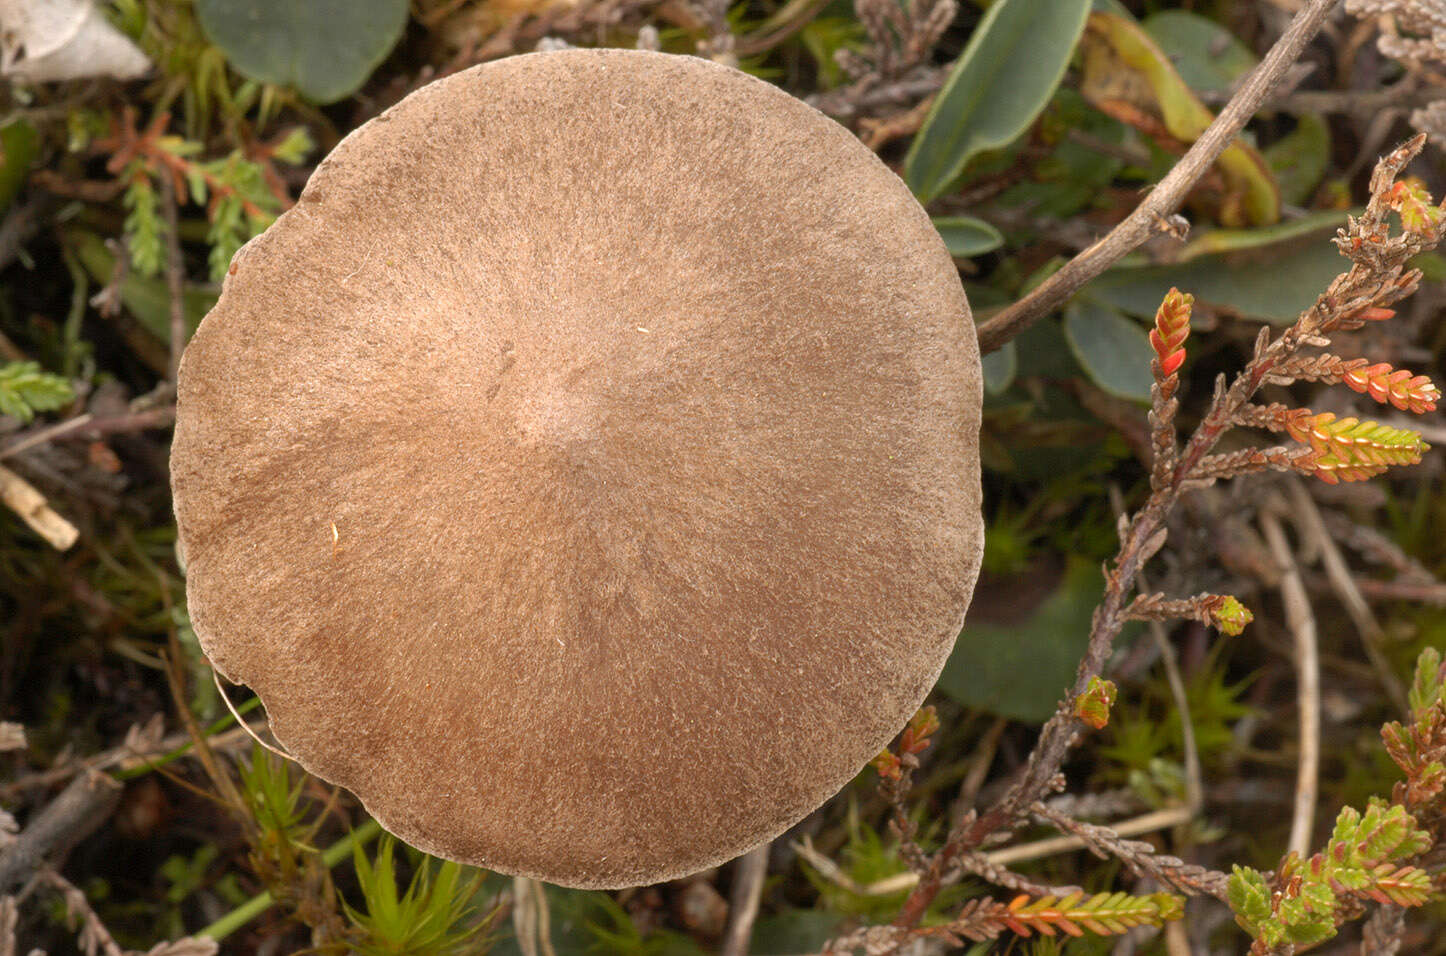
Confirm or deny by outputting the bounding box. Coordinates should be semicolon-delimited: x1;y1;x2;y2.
1028;802;1230;900
809;0;954;125
826;133;1443;954
0;772;121;894
974;0;1341;355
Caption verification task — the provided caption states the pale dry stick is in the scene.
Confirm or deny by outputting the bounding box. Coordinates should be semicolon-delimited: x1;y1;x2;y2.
1285;476;1409;715
1;413;94;458
0;896;16;956
1146;617;1203;814
0;771;121;893
974;0;1341;355
794;806;1196;898
720;844;770;956
1163;919;1191;956
512;877;558;956
0;464;78;550
159;174;185;384
0;723;262;799
0;405;175;461
1259;504;1320;859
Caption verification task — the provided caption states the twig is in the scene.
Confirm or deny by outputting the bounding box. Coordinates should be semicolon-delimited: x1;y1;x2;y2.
955;716;1007;816
1028;803;1230;900
883;132;1435;940
0;195;51;273
1285;477;1409;715
950;852;1080;898
1351;577;1446;605
799;806;1198;899
1360;903;1406;956
1114;484;1203;815
0;722;260;799
808;66;948;119
0;406;175;461
41;867;124;956
511;877;558;956
974;0;1341;354
1260;503;1320;859
0;464;79;550
720;844;769;956
0;771;121;893
0;896;17;956
159;174;185;384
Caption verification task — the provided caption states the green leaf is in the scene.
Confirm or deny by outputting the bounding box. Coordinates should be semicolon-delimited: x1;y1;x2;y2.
981;340;1017;395
1063;298;1154;402
1227;866;1272;929
0;120;38;215
1080;11;1280;226
1142;11;1257;96
0;362;73;423
940;557;1104;722
68;231;217;344
1408;646;1444;714
1265;114;1331;207
904;0;1092;202
194;0;408;104
750;910;846;954
1086;232;1347;324
933;215;1004;258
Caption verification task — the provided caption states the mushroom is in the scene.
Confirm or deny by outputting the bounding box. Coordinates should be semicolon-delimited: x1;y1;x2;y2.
170;48;982;889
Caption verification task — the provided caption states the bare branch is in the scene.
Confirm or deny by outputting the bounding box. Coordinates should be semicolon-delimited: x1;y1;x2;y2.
974;0;1341;354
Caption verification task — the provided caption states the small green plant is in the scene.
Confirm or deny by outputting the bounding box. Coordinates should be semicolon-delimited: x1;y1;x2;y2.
0;361;73;422
1228;648;1446;952
101;109;313;283
343;835;492;956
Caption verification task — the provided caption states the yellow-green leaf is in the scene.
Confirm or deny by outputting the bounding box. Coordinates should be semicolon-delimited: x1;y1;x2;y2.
1080;11;1280;226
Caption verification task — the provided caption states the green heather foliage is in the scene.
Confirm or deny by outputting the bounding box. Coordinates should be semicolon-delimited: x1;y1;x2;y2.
0;362;73;422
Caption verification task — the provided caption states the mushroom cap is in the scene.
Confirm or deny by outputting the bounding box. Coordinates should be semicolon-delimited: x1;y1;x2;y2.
171;48;982;889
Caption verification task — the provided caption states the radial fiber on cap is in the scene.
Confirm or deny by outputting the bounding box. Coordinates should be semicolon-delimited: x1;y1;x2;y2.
171;48;983;888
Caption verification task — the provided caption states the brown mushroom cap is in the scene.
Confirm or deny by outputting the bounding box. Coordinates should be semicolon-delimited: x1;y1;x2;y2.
171;48;982;889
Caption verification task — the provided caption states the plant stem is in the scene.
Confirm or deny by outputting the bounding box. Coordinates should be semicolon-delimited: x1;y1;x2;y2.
197;817;382;941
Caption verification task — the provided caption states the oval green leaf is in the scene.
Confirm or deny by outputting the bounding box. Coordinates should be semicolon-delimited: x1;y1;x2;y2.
195;0;408;104
933;215;1004;258
1265;113;1331;207
939;558;1100;722
1143;10;1257;96
1063;298;1153;402
1086;222;1349;325
981;340;1017;395
904;0;1093;203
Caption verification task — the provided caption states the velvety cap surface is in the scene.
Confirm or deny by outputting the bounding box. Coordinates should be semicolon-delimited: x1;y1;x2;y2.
171;48;982;888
